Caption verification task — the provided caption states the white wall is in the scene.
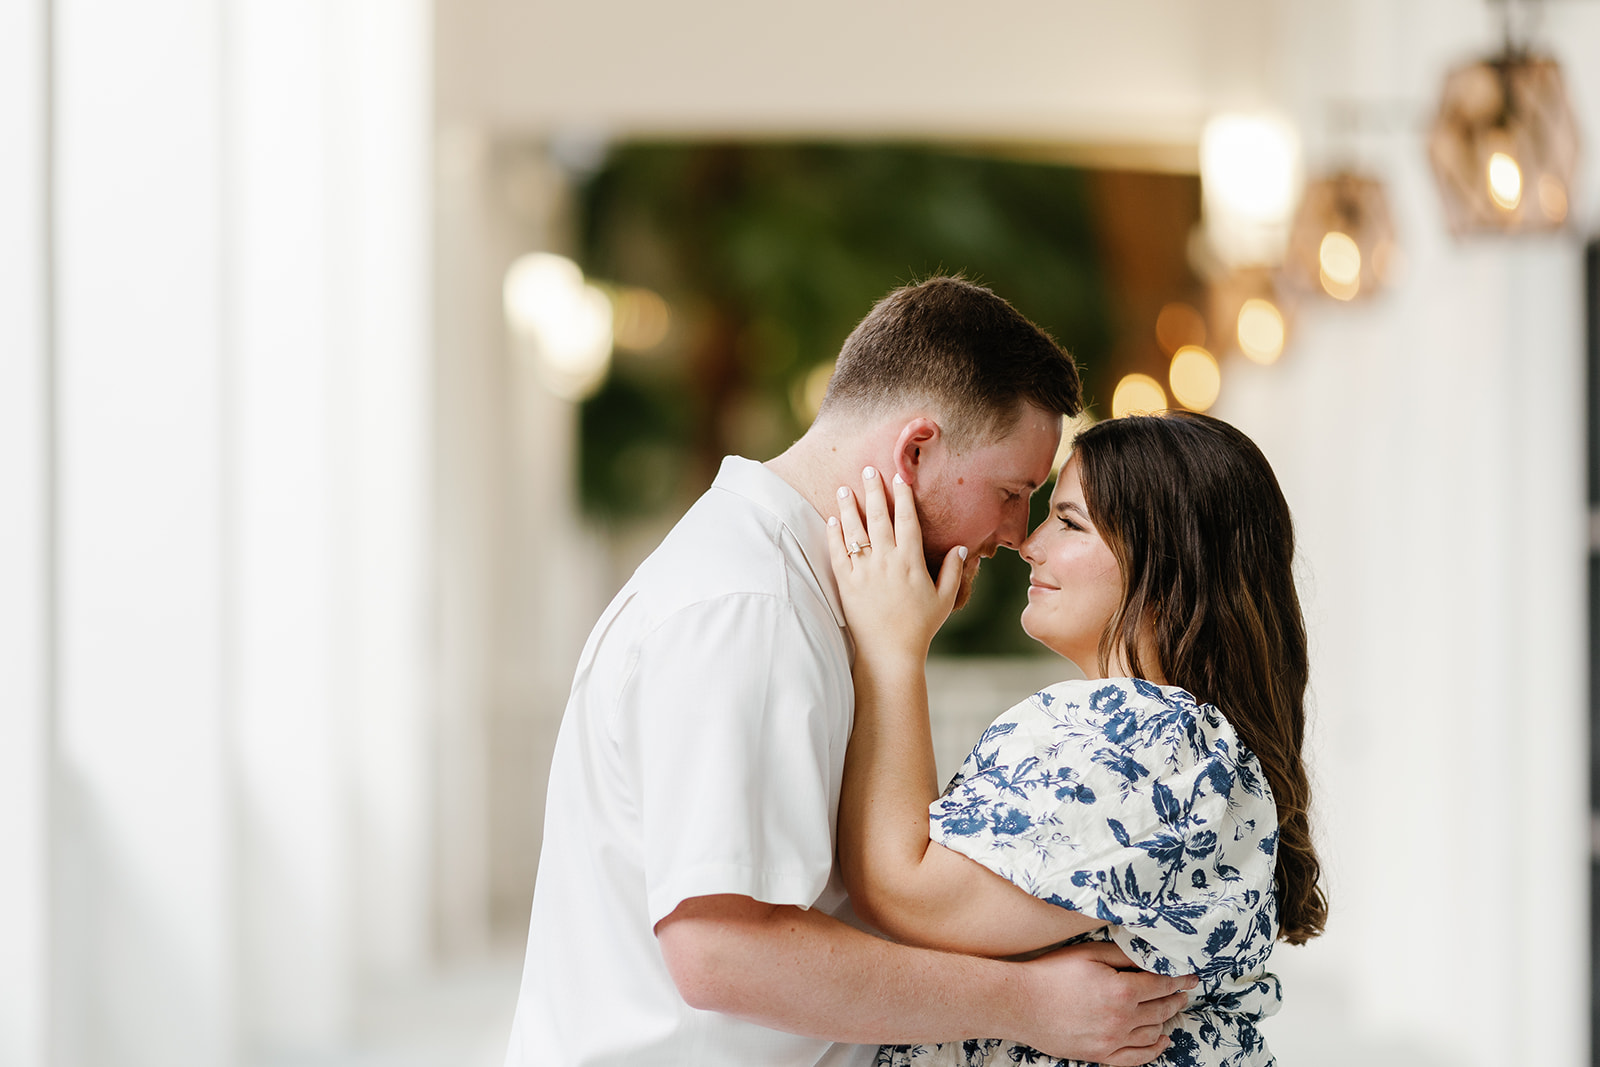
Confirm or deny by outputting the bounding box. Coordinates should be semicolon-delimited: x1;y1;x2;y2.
0;0;51;1063
1218;3;1592;1064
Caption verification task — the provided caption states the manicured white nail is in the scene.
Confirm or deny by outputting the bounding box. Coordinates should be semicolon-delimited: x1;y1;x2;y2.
837;486;849;499
893;473;905;486
958;546;969;560
863;466;876;480
827;516;838;527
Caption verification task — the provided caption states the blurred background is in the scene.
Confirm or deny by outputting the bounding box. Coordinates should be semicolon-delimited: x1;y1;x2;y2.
3;0;1597;1064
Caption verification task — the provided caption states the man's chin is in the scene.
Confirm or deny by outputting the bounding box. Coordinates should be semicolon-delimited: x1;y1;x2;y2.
952;561;979;610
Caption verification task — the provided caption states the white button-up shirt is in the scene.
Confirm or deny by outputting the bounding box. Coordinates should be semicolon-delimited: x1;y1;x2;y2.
505;456;874;1066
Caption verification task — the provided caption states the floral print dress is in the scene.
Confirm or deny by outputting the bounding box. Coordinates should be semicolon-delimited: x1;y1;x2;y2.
876;678;1282;1067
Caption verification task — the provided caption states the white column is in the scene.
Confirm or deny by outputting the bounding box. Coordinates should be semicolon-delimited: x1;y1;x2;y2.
0;1;51;1064
329;0;434;984
51;0;233;1063
228;0;433;1046
227;0;350;1050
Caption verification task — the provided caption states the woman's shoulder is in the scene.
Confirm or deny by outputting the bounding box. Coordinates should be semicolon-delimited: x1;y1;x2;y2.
1019;678;1264;792
1029;677;1218;730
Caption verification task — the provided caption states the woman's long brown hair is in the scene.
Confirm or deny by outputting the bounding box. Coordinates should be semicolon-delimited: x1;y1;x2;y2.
1073;411;1327;944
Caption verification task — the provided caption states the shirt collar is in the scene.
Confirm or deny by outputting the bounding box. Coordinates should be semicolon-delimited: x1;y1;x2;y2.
712;456;847;629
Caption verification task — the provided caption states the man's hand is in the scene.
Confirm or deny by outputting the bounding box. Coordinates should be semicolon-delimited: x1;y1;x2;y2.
1014;940;1196;1066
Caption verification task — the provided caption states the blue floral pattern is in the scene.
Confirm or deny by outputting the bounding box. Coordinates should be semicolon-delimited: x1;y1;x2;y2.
877;678;1282;1067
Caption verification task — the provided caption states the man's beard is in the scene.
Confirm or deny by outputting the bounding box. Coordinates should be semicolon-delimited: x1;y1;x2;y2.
916;492;979;610
924;547;978;610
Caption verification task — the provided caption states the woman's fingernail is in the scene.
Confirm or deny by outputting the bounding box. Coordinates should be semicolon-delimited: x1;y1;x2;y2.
892;473;905;486
838;486;849;499
827;516;838;527
863;466;876;480
958;546;969;560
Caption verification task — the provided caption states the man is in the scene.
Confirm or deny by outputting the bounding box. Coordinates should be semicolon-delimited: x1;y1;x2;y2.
505;277;1193;1066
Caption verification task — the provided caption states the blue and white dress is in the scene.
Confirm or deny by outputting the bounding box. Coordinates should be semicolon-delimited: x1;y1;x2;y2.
876;678;1282;1067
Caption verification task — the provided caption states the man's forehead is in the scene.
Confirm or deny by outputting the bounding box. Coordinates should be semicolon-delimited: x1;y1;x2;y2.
982;425;1060;486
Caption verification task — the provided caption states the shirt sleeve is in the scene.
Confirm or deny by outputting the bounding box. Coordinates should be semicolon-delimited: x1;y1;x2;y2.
928;679;1280;976
616;593;852;927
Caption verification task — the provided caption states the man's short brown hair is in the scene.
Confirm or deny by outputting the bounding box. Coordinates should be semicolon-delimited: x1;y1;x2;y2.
817;276;1082;447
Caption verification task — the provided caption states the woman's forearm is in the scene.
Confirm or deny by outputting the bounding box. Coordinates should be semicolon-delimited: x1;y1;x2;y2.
838;650;942;925
840;652;1110;957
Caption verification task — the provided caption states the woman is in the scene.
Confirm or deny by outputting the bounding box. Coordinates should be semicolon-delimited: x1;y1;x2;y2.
826;411;1325;1067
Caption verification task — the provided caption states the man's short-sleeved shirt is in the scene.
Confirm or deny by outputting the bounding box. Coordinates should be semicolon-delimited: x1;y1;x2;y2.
505;456;873;1067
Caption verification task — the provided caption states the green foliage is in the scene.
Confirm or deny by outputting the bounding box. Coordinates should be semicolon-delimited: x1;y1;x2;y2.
575;141;1112;655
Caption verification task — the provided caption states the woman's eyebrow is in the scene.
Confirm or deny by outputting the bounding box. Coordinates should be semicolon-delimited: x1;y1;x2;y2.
1054;500;1087;517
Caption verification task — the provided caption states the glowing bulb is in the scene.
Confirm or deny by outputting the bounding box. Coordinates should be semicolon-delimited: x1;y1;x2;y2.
504;252;614;400
1201;115;1300;222
1111;374;1167;418
1487;151;1523;210
1236;299;1285;365
1318;232;1361;286
1168;346;1221;412
1317;231;1361;301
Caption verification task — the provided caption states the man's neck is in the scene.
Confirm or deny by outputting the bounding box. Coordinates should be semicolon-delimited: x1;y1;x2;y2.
765;423;890;525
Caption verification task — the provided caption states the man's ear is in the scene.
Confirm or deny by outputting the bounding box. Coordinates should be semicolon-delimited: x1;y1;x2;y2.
892;417;941;487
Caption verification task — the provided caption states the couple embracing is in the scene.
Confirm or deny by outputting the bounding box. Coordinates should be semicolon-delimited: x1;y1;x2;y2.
505;277;1325;1067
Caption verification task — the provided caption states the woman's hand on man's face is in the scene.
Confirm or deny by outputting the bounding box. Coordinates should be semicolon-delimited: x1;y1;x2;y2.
826;466;966;660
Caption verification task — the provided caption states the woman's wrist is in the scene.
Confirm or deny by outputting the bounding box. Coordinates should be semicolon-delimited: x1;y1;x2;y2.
850;645;928;684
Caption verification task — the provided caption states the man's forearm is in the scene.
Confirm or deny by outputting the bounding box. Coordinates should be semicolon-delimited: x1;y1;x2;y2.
655;894;1033;1046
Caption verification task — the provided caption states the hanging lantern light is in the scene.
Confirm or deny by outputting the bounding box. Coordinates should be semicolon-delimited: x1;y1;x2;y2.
1427;47;1579;234
1285;172;1398;301
1208;267;1293;366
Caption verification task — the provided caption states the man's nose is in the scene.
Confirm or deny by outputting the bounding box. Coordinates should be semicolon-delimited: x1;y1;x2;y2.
997;503;1031;550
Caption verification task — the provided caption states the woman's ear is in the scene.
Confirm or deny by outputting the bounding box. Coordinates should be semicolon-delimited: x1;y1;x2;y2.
892;417;940;487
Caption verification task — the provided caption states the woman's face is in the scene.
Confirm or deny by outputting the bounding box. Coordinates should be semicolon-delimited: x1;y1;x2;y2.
1019;455;1126;677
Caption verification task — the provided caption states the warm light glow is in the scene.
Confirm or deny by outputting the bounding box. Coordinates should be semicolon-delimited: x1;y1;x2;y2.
1236;299;1285;365
1201;115;1300;222
794;360;835;423
1155;302;1207;355
1538;174;1568;222
1200;114;1301;268
1168;346;1221;412
1318;231;1362;300
1111;374;1167;418
1487;151;1523;210
1318;232;1361;286
610;286;671;351
1050;412;1098;472
504;252;614;400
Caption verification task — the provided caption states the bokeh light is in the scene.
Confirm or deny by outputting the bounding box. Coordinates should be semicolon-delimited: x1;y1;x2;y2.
1236;298;1286;364
503;252;614;400
610;286;671;351
1487;151;1523;210
1318;231;1362;301
792;360;836;424
1168;345;1221;411
1112;373;1167;418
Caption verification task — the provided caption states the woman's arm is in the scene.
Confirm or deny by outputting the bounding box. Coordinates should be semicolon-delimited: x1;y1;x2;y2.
829;468;1105;957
